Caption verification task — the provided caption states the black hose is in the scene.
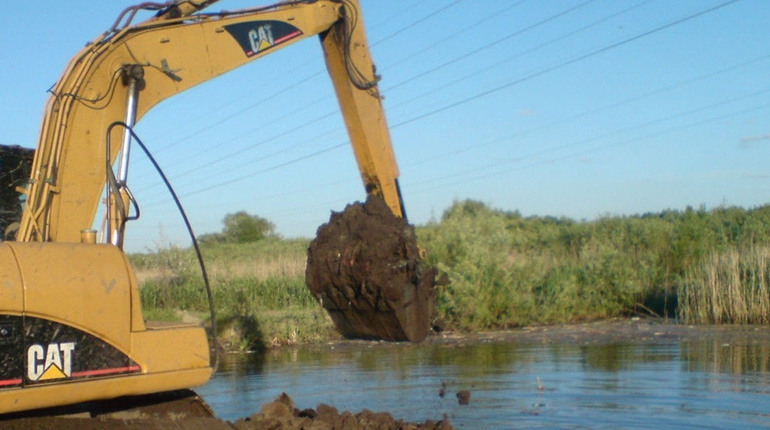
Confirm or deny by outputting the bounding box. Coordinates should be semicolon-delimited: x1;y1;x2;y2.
106;121;220;373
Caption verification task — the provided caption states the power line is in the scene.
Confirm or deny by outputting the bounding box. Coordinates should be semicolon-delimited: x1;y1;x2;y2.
138;0;742;208
150;0;469;159
129;0;745;216
409;100;770;194
151;71;324;156
393;0;741;128
134;0;604;197
383;0;653;110
370;0;467;48
132;0;479;193
386;0;596;93
403;52;770;168
382;1;530;72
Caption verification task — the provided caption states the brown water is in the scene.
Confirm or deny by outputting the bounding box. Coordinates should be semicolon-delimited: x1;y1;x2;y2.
198;339;770;428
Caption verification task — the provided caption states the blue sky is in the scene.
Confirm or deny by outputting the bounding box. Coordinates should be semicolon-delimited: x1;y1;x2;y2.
2;0;769;252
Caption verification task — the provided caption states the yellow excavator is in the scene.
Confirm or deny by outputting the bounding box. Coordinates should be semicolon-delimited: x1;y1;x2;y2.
0;0;431;415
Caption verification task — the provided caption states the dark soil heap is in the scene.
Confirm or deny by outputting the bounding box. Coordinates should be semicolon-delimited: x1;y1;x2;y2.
306;195;437;342
233;393;454;430
1;390;455;430
0;145;34;239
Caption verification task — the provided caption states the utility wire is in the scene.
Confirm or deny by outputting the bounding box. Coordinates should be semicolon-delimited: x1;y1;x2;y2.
133;0;742;210
135;0;601;195
410;99;770;193
384;0;653;110
404;52;770;167
238;0;742;190
149;0;468;159
370;0;467;47
176;47;770;214
387;0;596;93
393;0;741;128
152;71;324;156
384;0;530;71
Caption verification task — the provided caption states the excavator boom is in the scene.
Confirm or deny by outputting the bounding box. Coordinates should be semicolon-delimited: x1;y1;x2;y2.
18;0;403;244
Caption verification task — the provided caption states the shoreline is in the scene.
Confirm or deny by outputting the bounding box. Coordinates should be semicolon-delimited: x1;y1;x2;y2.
304;317;770;351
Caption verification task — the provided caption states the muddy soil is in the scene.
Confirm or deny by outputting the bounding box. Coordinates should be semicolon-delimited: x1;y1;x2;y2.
0;390;454;430
306;195;437;342
425;317;770;347
232;392;453;430
0;145;34;239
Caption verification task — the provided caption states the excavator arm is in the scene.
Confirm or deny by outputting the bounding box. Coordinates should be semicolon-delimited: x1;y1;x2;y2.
18;0;403;245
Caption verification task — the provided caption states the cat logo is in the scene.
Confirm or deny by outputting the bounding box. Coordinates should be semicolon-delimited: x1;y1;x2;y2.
27;342;76;381
248;24;275;54
224;20;303;58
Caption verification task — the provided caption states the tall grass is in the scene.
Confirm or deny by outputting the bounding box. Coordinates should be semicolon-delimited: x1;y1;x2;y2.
130;239;337;350
680;246;770;324
131;201;770;349
419;200;770;329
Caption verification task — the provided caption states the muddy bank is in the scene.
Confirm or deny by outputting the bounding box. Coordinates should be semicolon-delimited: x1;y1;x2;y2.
0;390;454;430
303;317;770;352
428;317;770;346
232;392;453;430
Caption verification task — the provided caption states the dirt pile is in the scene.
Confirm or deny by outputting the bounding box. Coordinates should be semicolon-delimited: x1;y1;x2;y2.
0;145;34;239
1;391;455;430
306;195;437;342
233;393;454;430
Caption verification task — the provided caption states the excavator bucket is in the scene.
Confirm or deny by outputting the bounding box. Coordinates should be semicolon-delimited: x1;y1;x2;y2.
306;196;437;342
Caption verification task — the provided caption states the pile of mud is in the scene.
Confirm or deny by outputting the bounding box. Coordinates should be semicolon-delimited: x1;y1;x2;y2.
233;393;454;430
0;145;34;239
0;391;454;430
306;195;437;342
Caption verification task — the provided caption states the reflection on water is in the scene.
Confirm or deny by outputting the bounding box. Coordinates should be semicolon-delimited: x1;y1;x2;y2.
197;337;770;428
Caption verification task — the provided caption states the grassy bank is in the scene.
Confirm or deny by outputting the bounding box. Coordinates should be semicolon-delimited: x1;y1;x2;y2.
130;201;770;349
130;239;338;350
419;200;770;329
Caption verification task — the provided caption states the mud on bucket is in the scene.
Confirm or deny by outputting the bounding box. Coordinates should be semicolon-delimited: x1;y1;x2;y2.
305;195;437;342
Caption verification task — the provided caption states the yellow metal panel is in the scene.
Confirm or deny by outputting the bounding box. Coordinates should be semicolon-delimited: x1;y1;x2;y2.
10;242;132;352
321;5;403;217
130;327;210;373
122;253;147;332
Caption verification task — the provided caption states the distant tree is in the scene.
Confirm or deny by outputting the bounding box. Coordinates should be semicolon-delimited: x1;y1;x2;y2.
197;211;277;244
197;232;226;244
222;211;276;243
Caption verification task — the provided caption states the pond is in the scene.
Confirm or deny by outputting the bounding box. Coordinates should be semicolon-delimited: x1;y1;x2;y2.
197;326;770;428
